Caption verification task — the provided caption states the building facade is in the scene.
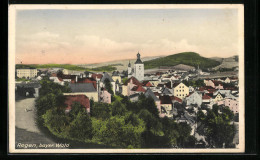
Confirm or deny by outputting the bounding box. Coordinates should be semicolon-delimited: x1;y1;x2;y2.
16;69;37;79
128;52;144;82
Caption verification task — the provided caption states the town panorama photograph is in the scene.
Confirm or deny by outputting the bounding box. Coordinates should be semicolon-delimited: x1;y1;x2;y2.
8;5;244;153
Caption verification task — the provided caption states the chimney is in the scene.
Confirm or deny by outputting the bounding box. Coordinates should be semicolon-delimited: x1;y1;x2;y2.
76;76;78;83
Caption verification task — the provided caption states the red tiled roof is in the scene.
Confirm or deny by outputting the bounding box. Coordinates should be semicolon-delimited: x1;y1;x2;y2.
199;86;216;92
142;81;153;87
202;94;212;100
123;76;142;86
64;95;90;110
170;96;182;103
131;85;146;92
91;74;103;80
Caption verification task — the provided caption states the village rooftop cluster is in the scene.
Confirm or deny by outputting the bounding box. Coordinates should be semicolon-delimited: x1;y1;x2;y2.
15;52;239;147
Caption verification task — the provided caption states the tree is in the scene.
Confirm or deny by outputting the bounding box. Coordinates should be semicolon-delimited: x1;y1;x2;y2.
68;111;93;140
91;102;111;120
161;117;180;147
177;122;192;148
111;100;127;116
138;94;159;118
104;78;114;95
203;108;236;148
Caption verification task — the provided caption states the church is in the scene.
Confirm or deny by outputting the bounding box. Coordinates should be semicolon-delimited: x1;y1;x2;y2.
128;52;144;81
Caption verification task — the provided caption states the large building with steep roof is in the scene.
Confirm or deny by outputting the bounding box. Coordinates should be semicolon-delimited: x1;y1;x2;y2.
128;52;144;81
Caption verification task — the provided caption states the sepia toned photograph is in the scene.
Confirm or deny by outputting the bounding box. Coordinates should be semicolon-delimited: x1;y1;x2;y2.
8;4;244;153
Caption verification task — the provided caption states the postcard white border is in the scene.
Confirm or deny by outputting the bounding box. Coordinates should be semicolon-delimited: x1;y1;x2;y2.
8;4;245;153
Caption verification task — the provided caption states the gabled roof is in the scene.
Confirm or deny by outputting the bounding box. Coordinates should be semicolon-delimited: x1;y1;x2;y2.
213;93;225;99
142;81;153;87
70;83;96;92
101;72;114;82
145;88;159;101
161;87;172;95
64;95;90;110
123;76;142;86
202;94;212;100
75;77;97;89
91;74;103;80
131;85;146;92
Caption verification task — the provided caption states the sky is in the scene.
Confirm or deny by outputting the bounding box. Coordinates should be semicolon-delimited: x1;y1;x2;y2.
15;8;239;64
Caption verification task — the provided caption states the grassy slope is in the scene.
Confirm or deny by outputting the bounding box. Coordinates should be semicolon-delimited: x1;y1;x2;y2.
144;52;221;69
16;64;116;72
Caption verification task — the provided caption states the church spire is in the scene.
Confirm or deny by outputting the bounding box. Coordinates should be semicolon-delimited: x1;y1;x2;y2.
128;60;131;67
135;52;143;64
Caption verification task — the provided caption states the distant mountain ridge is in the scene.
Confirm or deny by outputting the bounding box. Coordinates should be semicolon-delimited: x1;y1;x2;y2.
144;52;221;70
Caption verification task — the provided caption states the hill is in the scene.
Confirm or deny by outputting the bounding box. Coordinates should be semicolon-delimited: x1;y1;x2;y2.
144;52;221;70
212;55;238;70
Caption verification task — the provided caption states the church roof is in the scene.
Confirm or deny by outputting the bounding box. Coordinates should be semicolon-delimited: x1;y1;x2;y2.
135;52;143;64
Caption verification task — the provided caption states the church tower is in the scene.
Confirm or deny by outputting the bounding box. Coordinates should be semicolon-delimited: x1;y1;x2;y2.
134;52;144;81
127;60;132;78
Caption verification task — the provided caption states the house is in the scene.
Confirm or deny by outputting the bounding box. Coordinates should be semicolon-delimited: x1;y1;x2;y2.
185;91;202;107
129;93;141;102
217;98;239;113
16;82;41;98
205;80;224;89
202;94;212;103
64;95;90;113
99;88;111;104
172;82;189;100
112;71;122;83
100;72;116;95
213;92;225;102
16;68;38;79
122;76;143;96
49;73;64;85
75;77;97;89
64;83;98;102
62;69;85;76
142;81;153;87
159;95;173;118
91;73;103;81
